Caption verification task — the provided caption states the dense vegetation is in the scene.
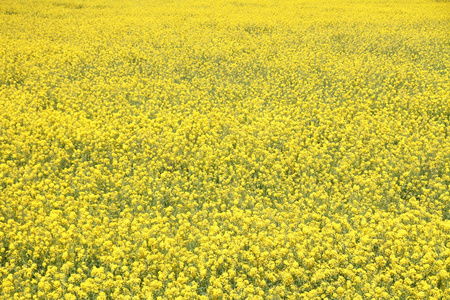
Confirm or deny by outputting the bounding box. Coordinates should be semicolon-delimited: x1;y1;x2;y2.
1;0;449;299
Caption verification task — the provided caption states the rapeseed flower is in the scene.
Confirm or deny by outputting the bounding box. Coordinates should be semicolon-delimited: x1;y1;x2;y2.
1;0;449;298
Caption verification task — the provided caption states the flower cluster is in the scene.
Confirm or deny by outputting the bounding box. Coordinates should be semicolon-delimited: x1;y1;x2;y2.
1;0;449;299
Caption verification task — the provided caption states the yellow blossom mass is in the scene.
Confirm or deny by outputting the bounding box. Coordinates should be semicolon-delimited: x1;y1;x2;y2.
0;0;449;299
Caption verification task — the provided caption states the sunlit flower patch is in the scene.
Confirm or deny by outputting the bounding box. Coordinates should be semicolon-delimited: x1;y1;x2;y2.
0;0;449;299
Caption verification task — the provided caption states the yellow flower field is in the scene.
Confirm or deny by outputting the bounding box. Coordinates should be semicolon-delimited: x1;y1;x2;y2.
1;0;449;299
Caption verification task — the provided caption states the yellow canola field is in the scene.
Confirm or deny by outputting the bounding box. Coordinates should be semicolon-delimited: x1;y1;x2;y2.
1;0;449;299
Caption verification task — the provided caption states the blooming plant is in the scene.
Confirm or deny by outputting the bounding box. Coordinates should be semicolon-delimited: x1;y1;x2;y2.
0;0;449;299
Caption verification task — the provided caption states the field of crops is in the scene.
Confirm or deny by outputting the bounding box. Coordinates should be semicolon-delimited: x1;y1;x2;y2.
1;0;449;299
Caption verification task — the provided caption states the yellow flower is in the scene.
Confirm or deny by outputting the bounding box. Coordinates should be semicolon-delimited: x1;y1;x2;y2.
0;0;448;299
